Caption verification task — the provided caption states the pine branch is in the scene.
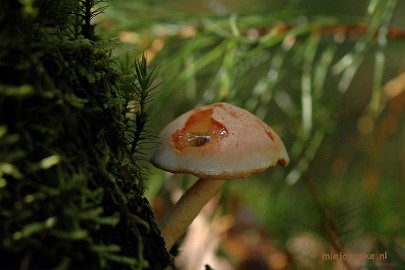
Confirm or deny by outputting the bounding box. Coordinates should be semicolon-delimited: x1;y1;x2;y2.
130;54;161;154
79;0;110;40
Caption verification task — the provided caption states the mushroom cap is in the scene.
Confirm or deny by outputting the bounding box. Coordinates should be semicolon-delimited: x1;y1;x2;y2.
151;102;289;180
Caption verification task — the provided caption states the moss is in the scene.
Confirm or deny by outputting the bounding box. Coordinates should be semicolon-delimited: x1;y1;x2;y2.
0;0;171;269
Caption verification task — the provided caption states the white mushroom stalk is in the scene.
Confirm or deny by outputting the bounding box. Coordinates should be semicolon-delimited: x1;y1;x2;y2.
157;178;225;251
151;102;289;251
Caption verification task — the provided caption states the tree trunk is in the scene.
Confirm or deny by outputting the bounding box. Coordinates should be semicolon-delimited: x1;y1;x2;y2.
0;1;172;269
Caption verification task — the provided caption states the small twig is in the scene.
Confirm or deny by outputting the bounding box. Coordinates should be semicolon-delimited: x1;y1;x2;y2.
253;23;405;40
303;176;354;270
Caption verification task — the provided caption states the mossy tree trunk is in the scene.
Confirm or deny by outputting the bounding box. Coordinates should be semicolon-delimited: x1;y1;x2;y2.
0;1;171;269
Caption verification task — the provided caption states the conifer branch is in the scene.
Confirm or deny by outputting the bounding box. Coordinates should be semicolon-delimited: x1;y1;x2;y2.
79;0;110;40
130;54;161;154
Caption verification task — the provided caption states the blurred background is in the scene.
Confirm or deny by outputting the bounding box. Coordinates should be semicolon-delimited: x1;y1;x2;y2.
98;0;405;269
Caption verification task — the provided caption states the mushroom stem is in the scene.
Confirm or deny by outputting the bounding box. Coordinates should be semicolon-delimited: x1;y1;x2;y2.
158;178;225;251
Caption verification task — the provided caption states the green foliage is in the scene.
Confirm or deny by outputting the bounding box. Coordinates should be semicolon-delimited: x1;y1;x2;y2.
0;0;171;269
129;55;161;154
104;0;405;268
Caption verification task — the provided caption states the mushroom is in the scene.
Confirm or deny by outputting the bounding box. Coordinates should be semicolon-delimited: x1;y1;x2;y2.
151;102;289;251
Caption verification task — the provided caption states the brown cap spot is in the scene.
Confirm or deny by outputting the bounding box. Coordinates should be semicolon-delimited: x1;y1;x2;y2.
172;108;228;152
